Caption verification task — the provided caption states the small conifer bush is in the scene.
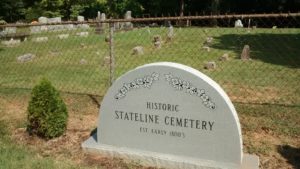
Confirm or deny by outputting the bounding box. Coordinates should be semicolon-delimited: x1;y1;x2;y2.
27;79;68;139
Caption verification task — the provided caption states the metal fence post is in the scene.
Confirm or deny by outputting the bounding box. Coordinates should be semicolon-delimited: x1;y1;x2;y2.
109;21;115;85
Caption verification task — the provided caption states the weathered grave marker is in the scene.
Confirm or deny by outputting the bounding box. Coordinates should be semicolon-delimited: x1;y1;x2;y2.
124;11;133;30
241;45;251;60
82;62;259;169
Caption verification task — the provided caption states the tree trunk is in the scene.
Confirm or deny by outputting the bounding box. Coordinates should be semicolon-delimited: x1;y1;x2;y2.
179;0;184;26
211;0;220;26
180;0;184;17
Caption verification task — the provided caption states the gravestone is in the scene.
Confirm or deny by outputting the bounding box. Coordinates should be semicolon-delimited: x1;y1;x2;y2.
235;19;243;28
33;36;48;42
167;22;174;41
97;13;106;34
202;46;210;52
57;34;69;39
80;59;87;65
48;17;61;23
97;11;101;20
204;61;217;70
1;38;21;46
219;53;229;61
3;27;17;35
17;53;35;62
101;13;107;29
206;37;213;44
132;46;144;55
153;35;162;49
38;17;48;24
77;16;84;22
124;11;133;30
82;62;259;169
76;32;89;37
241;45;250;60
30;26;41;34
77;24;90;29
40;25;48;31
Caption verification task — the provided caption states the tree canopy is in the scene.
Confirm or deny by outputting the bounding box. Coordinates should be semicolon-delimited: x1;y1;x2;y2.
1;0;300;23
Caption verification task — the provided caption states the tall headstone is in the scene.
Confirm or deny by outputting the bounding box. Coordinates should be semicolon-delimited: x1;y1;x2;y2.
167;24;174;41
153;35;162;49
97;11;101;20
95;11;103;34
124;11;133;30
101;13;107;29
241;45;250;60
82;62;259;169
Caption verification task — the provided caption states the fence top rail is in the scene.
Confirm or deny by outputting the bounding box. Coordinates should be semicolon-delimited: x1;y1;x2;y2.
1;12;300;28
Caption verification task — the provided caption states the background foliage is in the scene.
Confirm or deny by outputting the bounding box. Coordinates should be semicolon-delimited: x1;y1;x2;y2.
1;0;300;22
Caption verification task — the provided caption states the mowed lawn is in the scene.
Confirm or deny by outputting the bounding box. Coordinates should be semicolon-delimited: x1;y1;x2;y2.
0;26;299;104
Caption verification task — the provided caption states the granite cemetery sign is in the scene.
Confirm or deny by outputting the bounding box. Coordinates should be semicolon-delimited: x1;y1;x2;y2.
82;62;259;169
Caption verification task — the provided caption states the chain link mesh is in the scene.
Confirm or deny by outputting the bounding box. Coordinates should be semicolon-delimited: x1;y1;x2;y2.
0;14;299;106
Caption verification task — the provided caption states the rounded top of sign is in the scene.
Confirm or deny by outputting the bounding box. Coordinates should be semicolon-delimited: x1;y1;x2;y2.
98;62;243;167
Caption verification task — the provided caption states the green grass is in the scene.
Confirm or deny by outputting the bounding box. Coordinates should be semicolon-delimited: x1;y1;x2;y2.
0;27;299;105
0;120;82;169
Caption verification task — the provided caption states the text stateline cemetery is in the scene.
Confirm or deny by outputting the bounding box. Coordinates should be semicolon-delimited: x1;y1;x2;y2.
82;62;259;169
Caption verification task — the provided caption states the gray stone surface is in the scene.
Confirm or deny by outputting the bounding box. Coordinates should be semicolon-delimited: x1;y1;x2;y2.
82;62;259;169
77;24;90;29
219;53;229;61
48;17;61;23
33;37;48;42
77;16;85;22
30;26;41;34
204;61;217;70
49;25;64;31
102;56;110;66
241;45;250;60
40;25;48;31
1;38;21;46
80;59;87;65
83;137;259;169
2;27;17;35
235;19;243;28
124;11;133;30
206;37;213;44
97;11;101;20
57;34;69;39
153;35;162;49
17;53;35;62
132;46;144;55
167;25;174;41
76;32;89;37
65;24;75;30
202;46;210;52
38;17;48;24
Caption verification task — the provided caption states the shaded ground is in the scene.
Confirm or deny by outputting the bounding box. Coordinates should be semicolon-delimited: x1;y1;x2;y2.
211;31;300;68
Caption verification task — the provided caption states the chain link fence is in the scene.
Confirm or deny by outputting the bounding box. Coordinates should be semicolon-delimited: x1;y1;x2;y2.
0;13;299;106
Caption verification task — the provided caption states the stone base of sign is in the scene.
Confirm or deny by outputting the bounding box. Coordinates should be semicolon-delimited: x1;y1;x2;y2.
82;134;259;169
